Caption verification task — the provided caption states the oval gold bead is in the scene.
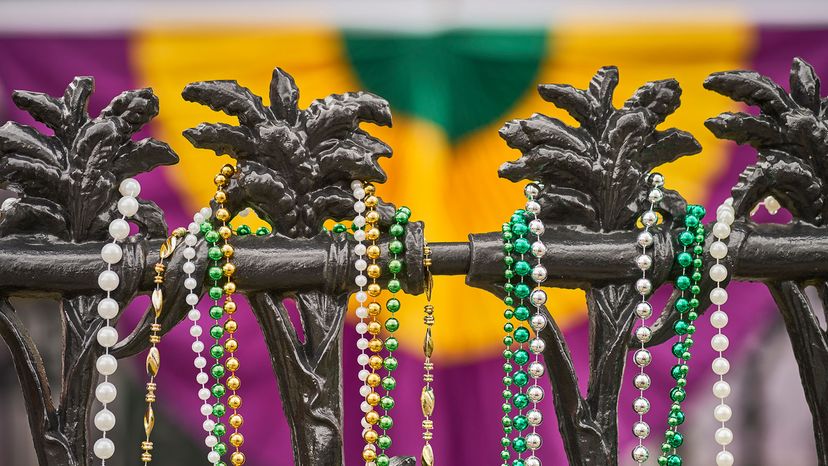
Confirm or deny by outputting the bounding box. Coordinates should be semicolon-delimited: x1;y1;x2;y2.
423;327;433;358
146;347;160;376
144;405;155;436
422;444;434;466
152;288;163;316
421;386;435;417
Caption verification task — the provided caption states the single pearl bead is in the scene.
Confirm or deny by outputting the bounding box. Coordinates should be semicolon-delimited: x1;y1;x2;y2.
713;222;731;239
354;201;366;213
715;427;733;445
190;325;203;337
716;450;735;466
635;278;652;295
97;326;118;348
709;264;728;282
194;356;206;369
351;180;364;191
355;259;367;271
98;270;120;292
633;397;650;414
355;306;368;318
358;369;369;381
710;287;728;305
117;196;139;217
356;322;368;334
207;450;220;464
353;188;366;200
526;409;542;426
353;215;366;228
97;298;119;319
196;372;208;384
713;380;731;399
96;382;117;404
198;388;210;400
188;309;201;321
357;354;370;366
93;437;115;459
764;195;781;214
183;247;196;260
717;208;735;225
202;419;215;432
205;434;218;447
192;341;204;353
636;254;652;271
193;212;205;224
712;357;730;375
94;408;116;431
632;421;650;439
101;243;123;264
355;275;368;287
359;385;372;397
96;354;118;375
183;261;196;274
188;222;199;235
356;338;369;350
184;277;197;290
711;334;730;352
361;401;372;413
119;178;141;197
361;418;371;429
635;302;652;319
710;310;729;329
354;244;366;256
186;293;199;306
185;233;198;246
109;219;130;240
637;231;653;248
200;207;212;219
710;241;728;259
714;403;732;422
354;229;366;241
527;385;544;402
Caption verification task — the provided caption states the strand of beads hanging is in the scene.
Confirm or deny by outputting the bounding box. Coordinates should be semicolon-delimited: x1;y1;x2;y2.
140;227;187;464
499;213;518;466
351;180;374;453
361;183;385;465
630;173;666;464
658;204;706;466
420;244;435;466
94;177;142;463
522;182;548;466
709;199;735;466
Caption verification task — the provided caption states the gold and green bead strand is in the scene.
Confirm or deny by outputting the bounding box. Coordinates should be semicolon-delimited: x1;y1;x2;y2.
658;204;706;466
510;208;534;464
499;218;517;465
420;244;435;466
141;228;187;464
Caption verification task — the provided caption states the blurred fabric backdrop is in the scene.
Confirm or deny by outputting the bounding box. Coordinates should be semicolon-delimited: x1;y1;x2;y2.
1;1;828;464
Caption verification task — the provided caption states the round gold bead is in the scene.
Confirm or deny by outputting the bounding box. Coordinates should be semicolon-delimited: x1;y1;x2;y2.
362;449;377;462
214;191;227;203
225;339;238;352
218;226;232;239
230;451;245;465
367;302;381;316
224;300;237;314
366;245;381;259
225;357;239;371
368;355;383;370
364;184;376;195
366;228;380;241
224;320;238;334
224;282;237;295
364;429;378;443
366;391;380;406
229;414;244;428
223;263;236;277
368;338;383;352
366;373;381;387
365;410;379;424
366;264;381;279
367;284;381;297
221;164;236;177
365;211;380;224
214;174;227;187
228;395;242;409
221;244;234;257
367;321;381;335
227;376;240;391
229;433;244;447
364;196;378;208
216;209;231;222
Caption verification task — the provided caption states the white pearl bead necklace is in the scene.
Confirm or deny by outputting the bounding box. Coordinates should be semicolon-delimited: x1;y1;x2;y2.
524;183;548;463
93;178;142;462
631;173;664;464
710;198;735;466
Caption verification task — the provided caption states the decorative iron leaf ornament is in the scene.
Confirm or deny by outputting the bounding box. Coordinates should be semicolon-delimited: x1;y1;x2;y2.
705;58;828;226
499;66;700;231
0;77;177;241
183;68;393;238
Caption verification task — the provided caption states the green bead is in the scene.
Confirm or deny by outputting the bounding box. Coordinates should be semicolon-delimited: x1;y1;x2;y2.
514;283;530;298
504;323;515;333
211;383;225;398
385;336;398;351
682;351;692;360
389;224;405;237
671;342;685;358
211;363;225;379
205;231;220;244
389;240;404;254
514;238;531;254
678;231;694;246
503;309;515;319
690;285;700;295
388;259;403;274
693;258;703;268
503;336;514;346
684;215;699;228
684;338;694;348
513;349;529;365
380;396;395;410
216;462;227;466
332;223;346;233
236;225;251;236
690;204;706;218
513;393;529;409
210;345;224;359
502;231;514;241
695;234;705;244
671;364;687;380
676;378;687;387
503;243;514;254
513;415;528;431
513;371;528;387
385;318;400;333
208;247;223;261
384;356;398;371
200;222;213;234
511;222;528;236
504;296;515;306
209;306;224;319
387;279;401;293
210;325;224;339
514;327;530;343
510;213;526;225
514;261;531;276
213;442;227;455
501;416;513;428
501;437;511;447
502;390;513;400
675;275;691;290
503;363;514;373
661;443;671;453
693;245;704;255
676;252;692;267
398;206;412;217
376;455;390;466
514;305;530;321
691;272;702;282
212;403;226;417
512;460;525;466
675;298;689;313
504;269;515;280
670;387;686;402
673;320;689;335
502;349;514;360
658;455;668;465
503;256;515;266
379;415;393;430
689;298;699;308
394;210;410;225
501;450;511;461
502;376;513;386
209;287;223;300
667;454;682;466
381;376;396;390
377;435;392;449
386;298;401;312
668;432;684;448
687;311;698;321
512;437;527;453
502;402;512;413
686;324;696;335
208;266;223;281
674;411;685;425
255;226;270;236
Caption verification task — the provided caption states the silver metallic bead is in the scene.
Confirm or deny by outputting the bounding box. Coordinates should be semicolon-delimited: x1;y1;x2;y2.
525;201;541;215
632;421;650;439
526;409;543;426
633;373;651;390
525;433;542;450
527;385;544;402
635;326;652;343
633;396;650;414
525;457;541;466
636;231;653;248
528;362;545;378
648;189;663;203
530;314;547;331
530;289;547;306
531;265;547;283
635;278;652;295
632;445;649;463
649;172;664;187
641;211;657;226
524;184;539;199
635;254;652;271
531;241;546;258
634;349;651;367
529;338;546;354
635;302;652;319
529;219;545;235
